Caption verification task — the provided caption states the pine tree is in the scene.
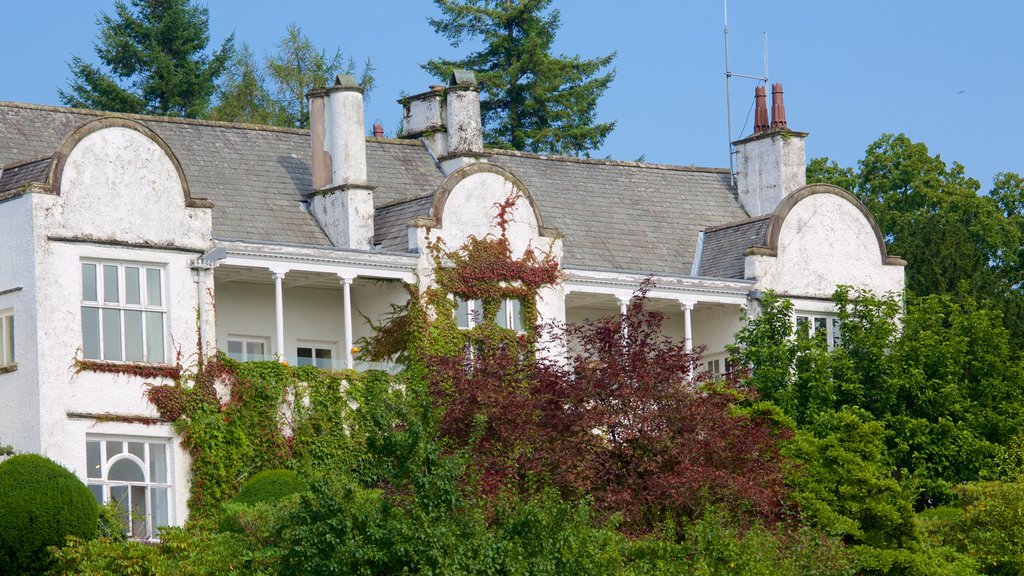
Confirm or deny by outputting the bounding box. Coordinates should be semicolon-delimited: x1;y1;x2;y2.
59;0;234;118
423;0;616;156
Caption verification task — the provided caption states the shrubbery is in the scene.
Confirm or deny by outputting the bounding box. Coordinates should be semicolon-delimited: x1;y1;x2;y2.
232;469;305;505
0;454;98;574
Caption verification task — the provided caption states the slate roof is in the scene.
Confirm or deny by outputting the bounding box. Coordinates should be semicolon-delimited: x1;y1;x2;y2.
698;216;772;279
0;101;752;276
0;157;51;193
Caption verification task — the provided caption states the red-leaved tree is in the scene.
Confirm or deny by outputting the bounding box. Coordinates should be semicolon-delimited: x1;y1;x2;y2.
427;282;792;532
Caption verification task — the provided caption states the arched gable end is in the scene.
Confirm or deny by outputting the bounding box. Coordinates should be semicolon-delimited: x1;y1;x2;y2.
764;183;903;266
48;117;211;208
429;162;556;237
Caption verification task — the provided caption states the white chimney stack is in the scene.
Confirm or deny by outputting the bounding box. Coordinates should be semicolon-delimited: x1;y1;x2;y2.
400;69;485;175
306;74;375;250
733;83;807;217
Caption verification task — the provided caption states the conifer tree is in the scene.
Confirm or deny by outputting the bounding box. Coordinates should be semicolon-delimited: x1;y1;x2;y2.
59;0;234;118
423;0;616;156
210;24;375;129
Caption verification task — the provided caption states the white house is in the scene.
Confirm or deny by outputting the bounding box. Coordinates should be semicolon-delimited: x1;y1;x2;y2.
0;72;904;538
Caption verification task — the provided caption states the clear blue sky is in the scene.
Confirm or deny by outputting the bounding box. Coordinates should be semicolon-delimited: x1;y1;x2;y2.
3;1;1022;188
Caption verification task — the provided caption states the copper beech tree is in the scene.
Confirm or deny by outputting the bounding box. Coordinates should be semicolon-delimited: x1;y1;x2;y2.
422;281;791;532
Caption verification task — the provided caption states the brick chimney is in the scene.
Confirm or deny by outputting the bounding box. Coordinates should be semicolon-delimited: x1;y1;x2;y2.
400;69;485;175
306;74;375;250
732;83;807;217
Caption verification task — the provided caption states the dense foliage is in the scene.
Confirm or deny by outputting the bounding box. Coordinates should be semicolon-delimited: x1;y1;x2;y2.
59;0;234;117
423;0;616;155
0;454;98;575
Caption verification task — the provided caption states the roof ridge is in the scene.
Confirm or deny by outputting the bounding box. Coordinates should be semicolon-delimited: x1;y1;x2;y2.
376;194;433;210
703;214;772;233
485;147;731;174
0;101;311;135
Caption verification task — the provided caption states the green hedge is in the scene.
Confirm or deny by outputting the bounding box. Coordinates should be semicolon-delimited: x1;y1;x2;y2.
0;454;98;574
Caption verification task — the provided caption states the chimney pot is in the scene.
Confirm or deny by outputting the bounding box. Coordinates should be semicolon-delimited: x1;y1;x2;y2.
770;82;788;130
373;120;384;138
754;86;769;133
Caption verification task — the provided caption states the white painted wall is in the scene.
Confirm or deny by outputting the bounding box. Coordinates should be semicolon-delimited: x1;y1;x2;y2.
214;278;409;366
24;124;213;526
748;193;905;298
53;127;210;249
0;194;41;453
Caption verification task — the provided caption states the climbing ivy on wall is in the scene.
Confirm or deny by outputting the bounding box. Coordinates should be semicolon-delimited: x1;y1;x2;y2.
362;193;561;364
146;357;358;518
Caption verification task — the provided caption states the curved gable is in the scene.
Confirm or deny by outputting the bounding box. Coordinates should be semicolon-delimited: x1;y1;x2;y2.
49;117;210;208
748;183;905;298
429;162;555;236
763;184;901;265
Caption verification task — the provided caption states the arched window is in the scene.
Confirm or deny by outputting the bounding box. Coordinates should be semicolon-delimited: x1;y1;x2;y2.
86;437;172;540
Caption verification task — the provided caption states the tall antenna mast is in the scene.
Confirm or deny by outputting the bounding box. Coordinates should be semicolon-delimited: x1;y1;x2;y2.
723;0;769;186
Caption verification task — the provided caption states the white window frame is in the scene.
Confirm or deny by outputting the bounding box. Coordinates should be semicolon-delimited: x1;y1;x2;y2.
296;340;337;369
81;261;167;363
0;309;13;367
226;335;269;362
453;297;524;332
795;313;842;350
86;435;173;541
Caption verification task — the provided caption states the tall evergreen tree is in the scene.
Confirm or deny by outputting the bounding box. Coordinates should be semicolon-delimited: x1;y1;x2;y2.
59;0;234;118
423;0;616;156
208;44;283;126
210;24;374;129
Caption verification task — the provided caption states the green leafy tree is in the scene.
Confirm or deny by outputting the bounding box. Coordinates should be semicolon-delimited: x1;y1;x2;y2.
732;288;1024;493
211;24;374;129
59;0;234;117
423;0;616;155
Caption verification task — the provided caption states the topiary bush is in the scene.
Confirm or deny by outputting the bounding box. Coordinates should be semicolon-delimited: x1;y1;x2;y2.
232;469;305;506
219;469;306;534
0;454;98;575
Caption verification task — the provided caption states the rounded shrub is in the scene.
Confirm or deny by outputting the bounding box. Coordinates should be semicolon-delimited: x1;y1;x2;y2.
233;469;306;505
219;469;306;534
0;454;99;575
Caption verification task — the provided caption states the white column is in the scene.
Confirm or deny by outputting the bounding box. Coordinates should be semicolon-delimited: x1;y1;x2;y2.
340;276;354;369
272;270;286;361
681;301;694;354
616;294;630;339
680;300;695;381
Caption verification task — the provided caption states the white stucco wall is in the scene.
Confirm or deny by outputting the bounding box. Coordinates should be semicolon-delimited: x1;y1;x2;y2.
53;127;210;249
735;133;806;217
749;193;905;298
25;123;213;526
0;194;42;454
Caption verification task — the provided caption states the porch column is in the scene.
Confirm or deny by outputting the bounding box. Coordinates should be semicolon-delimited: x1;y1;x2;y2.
340;275;355;369
272;270;287;361
680;300;695;381
680;301;694;354
615;293;630;339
